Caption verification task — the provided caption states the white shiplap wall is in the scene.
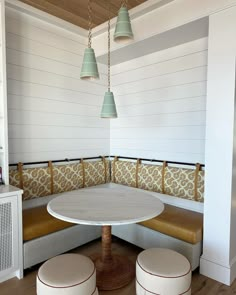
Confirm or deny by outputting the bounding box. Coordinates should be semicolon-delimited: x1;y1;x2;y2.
5;7;109;163
111;38;208;163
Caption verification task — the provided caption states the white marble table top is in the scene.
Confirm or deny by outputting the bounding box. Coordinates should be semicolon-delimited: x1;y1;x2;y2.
47;187;164;226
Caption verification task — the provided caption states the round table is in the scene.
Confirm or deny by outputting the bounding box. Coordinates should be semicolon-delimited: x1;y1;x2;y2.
47;187;164;290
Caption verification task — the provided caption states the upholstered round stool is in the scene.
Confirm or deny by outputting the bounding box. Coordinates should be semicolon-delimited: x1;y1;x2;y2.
37;253;98;295
136;248;191;295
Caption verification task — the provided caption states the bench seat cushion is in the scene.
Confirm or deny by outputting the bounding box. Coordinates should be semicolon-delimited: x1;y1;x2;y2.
139;204;203;244
23;205;74;241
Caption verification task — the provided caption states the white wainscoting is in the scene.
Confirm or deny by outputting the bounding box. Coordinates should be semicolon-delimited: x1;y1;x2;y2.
5;7;109;163
5;5;208;165
111;38;208;163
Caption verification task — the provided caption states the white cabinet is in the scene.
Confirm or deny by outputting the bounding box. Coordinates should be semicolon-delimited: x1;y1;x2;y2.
0;185;23;283
0;0;8;185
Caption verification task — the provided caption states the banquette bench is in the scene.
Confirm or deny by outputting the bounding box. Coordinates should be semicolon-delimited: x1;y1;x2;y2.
9;157;204;273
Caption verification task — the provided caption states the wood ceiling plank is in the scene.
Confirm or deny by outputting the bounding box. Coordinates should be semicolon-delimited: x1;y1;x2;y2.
18;0;148;29
127;0;145;8
92;1;119;20
45;0;105;27
97;0;121;11
110;0;123;10
19;0;88;28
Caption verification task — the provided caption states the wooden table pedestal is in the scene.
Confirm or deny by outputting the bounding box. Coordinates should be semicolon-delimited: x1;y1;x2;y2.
92;225;135;291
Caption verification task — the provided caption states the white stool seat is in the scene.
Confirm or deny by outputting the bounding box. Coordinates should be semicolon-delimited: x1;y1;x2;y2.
37;253;98;295
136;248;191;295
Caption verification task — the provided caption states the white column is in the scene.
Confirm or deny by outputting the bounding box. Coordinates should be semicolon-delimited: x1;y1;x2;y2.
200;5;236;285
0;0;8;184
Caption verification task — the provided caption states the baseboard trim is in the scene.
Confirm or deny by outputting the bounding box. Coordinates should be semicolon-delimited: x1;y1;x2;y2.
200;256;233;285
230;255;236;284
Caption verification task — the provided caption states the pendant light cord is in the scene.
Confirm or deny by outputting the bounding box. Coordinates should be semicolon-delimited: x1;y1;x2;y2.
108;0;111;91
121;0;128;7
88;0;92;48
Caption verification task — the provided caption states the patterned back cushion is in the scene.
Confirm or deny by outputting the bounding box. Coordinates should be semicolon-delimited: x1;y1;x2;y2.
112;161;136;187
9;169;21;188
9;158;204;202
105;160;111;183
9;159;110;201
197;170;204;202
9;167;51;201
164;167;204;202
164;167;195;201
138;163;162;193
23;167;51;200
84;160;109;187
53;163;83;194
111;160;204;202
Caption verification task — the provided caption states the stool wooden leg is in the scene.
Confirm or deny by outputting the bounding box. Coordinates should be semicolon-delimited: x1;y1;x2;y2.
92;225;135;291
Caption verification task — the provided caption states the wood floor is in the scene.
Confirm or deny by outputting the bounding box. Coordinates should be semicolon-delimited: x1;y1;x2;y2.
1;237;236;294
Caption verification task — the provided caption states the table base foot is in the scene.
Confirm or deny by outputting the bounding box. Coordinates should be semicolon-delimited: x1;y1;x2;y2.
91;254;135;291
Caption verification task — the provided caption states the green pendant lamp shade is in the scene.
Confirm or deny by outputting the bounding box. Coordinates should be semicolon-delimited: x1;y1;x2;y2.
114;6;133;43
80;47;99;80
101;1;118;119
101;91;117;118
80;0;99;80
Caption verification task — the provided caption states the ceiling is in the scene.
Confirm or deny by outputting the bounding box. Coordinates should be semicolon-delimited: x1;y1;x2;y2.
18;0;148;30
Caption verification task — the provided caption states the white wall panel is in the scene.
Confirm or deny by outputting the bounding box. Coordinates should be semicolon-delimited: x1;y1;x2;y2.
6;6;87;45
116;81;206;106
9;138;109;154
8;125;108;140
111;38;207;163
6;10;108;163
111;126;205;140
6;16;86;55
6;31;106;75
111;139;205;153
117;96;206;117
8;150;108;164
111;38;208;75
6;48;107;85
111;149;205;164
6;31;85;63
7;95;101;117
7;80;102;106
6;64;105;96
113;66;207;96
111;111;206;128
112;51;207;86
8;110;107;128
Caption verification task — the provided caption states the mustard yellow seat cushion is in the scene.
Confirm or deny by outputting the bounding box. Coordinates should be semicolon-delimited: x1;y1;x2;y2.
23;205;74;241
139;204;203;244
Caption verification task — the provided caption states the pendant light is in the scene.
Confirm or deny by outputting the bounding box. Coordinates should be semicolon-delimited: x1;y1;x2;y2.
80;0;99;80
114;0;133;43
101;1;117;118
